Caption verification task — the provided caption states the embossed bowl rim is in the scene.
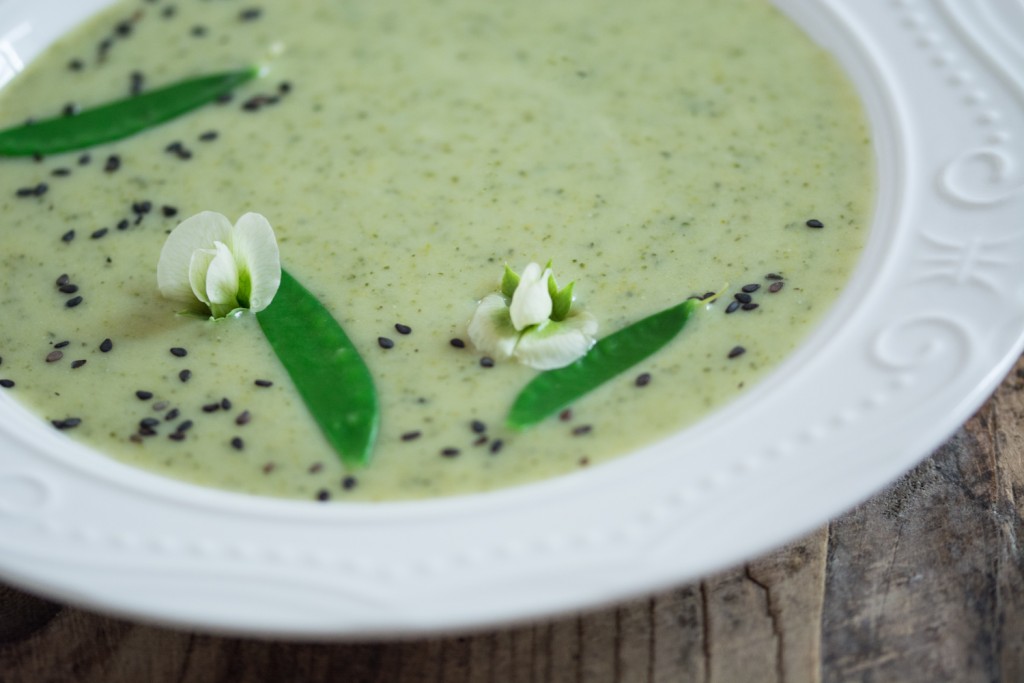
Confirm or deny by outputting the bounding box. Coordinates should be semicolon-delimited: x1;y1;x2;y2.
0;0;1021;637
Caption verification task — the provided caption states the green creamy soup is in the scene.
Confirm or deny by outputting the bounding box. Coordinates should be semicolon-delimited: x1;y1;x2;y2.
0;0;873;501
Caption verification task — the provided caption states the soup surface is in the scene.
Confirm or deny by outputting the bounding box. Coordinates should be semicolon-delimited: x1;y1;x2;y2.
0;0;873;501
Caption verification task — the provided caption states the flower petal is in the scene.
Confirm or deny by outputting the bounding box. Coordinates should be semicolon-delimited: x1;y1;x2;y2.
468;294;519;360
205;241;241;306
509;262;552;331
513;313;597;370
188;247;218;306
157;211;233;302
229;212;281;312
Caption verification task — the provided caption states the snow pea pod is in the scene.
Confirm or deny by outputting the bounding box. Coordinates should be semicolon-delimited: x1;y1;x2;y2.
507;297;701;430
257;269;379;467
0;67;258;156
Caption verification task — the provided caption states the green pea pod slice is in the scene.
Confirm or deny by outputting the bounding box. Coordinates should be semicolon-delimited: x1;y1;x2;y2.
256;269;379;467
507;297;701;430
0;67;258;156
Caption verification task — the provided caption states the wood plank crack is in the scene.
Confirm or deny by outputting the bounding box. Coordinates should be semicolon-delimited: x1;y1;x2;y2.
744;565;784;682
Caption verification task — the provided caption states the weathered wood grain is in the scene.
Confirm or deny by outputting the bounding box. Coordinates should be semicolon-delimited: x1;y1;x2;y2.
821;362;1024;683
1;361;1022;683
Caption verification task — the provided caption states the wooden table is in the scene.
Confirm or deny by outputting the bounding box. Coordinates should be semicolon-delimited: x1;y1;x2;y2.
2;357;1023;683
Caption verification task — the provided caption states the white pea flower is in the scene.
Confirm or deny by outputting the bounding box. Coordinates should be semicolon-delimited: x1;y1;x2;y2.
468;262;597;370
157;211;281;319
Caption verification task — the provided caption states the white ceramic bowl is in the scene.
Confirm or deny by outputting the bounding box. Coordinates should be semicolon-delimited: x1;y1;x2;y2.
0;0;1022;637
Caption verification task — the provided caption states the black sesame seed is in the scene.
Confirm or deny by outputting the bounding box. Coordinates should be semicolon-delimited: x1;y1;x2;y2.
164;408;180;421
78;154;91;165
52;417;81;430
202;402;220;413
62;103;80;117
378;336;395;349
168;432;186;442
0;380;14;389
51;167;71;177
161;205;178;218
480;356;495;368
401;430;421;441
734;292;752;304
572;425;593;436
175;420;193;434
199;130;219;142
559;408;573;421
191;25;207;37
394;323;412;335
230;436;244;450
806;219;824;229
741;284;761;293
70;359;86;370
136;390;153;400
236;410;251;426
115;20;133;36
165;141;184;153
139;417;160;429
278;81;292;94
178;369;191;382
221;397;232;411
342;476;358;490
68;59;84;71
65;296;83;308
254;379;273;387
33;183;48;197
725;300;740;314
742;303;759;311
242;96;266;111
56;274;70;286
635;372;652;387
316;489;331;502
133;200;152;214
769;281;784;293
99;338;113;352
15;187;35;198
104;155;121;172
473;435;488;446
239;8;262;21
701;291;717;301
117;218;129;230
54;340;70;349
129;71;144;96
308;462;323;474
169;347;187;357
489;439;504;454
728;346;747;359
91;228;108;239
152;401;168;411
441;447;461;457
450;338;466;348
59;284;79;294
765;273;783;280
471;420;486;434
